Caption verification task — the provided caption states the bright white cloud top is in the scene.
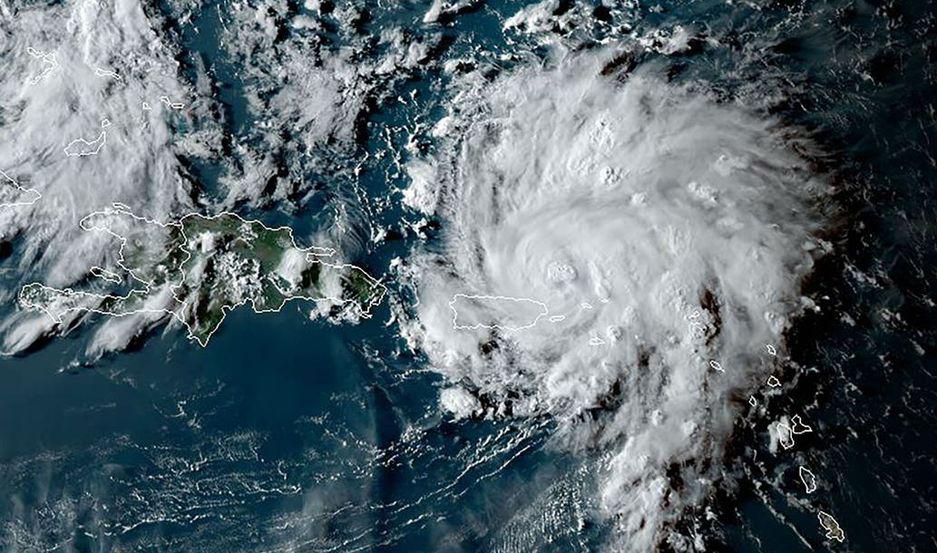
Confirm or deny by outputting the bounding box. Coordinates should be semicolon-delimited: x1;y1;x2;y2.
403;50;832;550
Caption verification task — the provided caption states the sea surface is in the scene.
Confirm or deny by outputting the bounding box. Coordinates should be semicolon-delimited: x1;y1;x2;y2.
1;0;936;552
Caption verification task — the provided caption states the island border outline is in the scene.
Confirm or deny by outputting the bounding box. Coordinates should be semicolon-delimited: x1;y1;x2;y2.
19;203;387;347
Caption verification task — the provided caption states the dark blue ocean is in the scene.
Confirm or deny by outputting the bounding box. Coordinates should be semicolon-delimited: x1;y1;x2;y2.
1;0;935;552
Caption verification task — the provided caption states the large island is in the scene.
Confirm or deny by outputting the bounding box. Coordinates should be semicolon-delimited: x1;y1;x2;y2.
20;204;385;346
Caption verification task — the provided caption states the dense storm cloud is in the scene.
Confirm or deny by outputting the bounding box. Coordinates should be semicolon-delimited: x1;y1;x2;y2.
403;50;831;550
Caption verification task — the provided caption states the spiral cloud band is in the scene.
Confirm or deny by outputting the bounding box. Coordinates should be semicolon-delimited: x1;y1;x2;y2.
404;51;831;549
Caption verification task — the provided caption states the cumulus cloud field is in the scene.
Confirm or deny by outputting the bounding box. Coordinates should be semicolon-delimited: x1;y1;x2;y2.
0;0;424;357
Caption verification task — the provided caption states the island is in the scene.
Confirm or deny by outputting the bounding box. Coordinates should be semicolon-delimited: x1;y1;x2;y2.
20;204;385;346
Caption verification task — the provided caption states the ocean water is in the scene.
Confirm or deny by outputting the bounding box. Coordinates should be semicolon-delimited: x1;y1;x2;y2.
1;0;935;551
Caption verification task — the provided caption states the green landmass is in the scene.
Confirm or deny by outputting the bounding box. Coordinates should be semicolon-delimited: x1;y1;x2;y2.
20;207;386;346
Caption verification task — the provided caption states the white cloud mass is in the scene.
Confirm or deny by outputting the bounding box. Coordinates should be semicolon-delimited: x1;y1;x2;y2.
403;49;831;550
0;0;224;355
0;0;408;356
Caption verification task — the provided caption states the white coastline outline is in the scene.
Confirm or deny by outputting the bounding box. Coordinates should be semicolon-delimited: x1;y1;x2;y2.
817;511;845;542
755;340;842;542
790;414;813;435
159;96;185;110
776;421;795;449
447;293;549;332
93;66;121;80
798;466;818;494
89;266;122;284
26;46;58;85
19;204;387;347
64;120;109;157
0;169;41;208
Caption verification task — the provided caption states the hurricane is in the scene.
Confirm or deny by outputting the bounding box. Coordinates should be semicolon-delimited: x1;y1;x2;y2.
2;0;932;551
403;49;833;550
